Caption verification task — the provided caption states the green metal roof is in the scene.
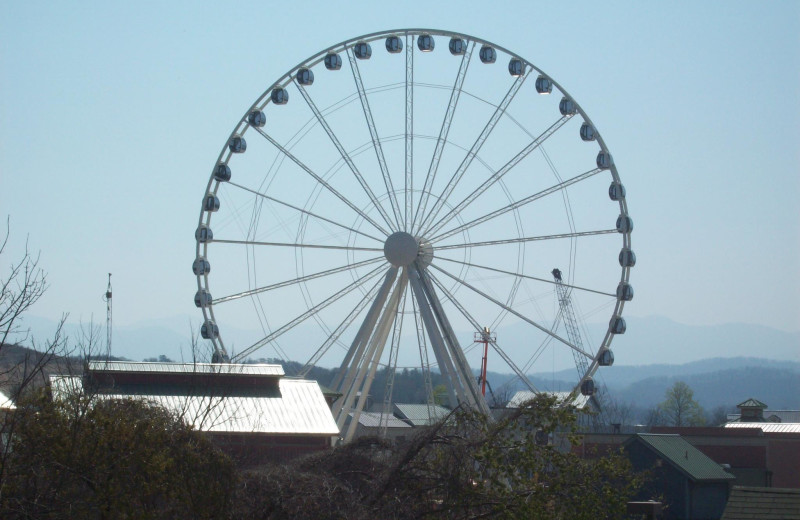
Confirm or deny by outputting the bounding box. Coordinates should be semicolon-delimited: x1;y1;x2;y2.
737;398;768;409
721;486;800;520
626;434;735;482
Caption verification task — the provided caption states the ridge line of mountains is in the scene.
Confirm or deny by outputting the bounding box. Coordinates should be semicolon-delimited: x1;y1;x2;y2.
9;314;799;411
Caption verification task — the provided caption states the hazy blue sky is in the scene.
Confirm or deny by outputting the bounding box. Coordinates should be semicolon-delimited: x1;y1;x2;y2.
2;1;798;342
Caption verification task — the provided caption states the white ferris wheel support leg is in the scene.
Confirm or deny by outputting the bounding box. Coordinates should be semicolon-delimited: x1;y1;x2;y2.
331;267;398;392
408;264;490;416
340;271;409;443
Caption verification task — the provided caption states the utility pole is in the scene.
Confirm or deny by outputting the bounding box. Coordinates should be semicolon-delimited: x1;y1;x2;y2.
474;326;496;396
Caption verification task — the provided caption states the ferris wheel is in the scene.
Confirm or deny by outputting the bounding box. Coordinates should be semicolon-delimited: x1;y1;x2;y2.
193;29;634;439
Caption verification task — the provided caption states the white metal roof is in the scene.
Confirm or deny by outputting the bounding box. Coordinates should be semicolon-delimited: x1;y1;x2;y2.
507;390;591;409
725;423;800;434
87;361;284;376
0;390;15;410
350;411;411;428
50;375;338;435
393;403;450;426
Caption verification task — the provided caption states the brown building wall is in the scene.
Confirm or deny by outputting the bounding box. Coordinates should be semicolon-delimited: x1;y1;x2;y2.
769;435;800;488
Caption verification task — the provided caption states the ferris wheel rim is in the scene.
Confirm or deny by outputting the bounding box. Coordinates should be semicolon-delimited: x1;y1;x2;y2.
194;28;633;413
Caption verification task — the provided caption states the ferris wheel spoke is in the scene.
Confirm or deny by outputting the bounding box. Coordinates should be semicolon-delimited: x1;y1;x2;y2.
425;114;573;238
228;181;384;243
297;274;385;378
252;126;391;236
430;167;604;243
426;270;539;393
346;48;404;229
429;264;592;359
417;69;530;236
436;256;616;298
213;256;386;305
404;34;414;230
231;263;386;362
435;229;616;251
211;238;383;253
294;82;398;233
412;41;475;235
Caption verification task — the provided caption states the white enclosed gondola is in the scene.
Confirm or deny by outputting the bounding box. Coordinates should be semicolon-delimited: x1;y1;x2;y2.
479;45;496;63
508;58;525;76
195;225;213;243
580;122;596;141
228;135;246;153
271;88;289;105
385;35;403;53
354;41;372;59
296;68;314;85
609;182;626;201
616;282;634;301
200;320;219;339
448;37;466;55
598;350;615;367
417;34;435;52
535;75;552;94
204;194;220;212
324;53;342;70
619;248;636;267
248;110;266;127
616;214;634;233
192;256;210;276
194;289;212;308
596;151;613;169
213;163;231;182
609;316;627;334
559;97;577;115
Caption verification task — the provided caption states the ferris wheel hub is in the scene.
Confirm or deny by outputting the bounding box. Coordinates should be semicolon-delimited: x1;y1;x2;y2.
384;231;419;267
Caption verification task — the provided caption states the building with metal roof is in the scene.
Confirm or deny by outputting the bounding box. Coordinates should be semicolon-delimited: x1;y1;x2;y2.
0;389;14;411
726;398;800;424
506;390;595;410
392;403;451;427
624;434;734;520
50;361;339;464
721;486;800;520
0;389;15;452
343;411;411;442
725;423;800;434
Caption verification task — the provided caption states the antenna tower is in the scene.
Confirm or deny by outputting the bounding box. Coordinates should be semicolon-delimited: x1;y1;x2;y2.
103;273;112;353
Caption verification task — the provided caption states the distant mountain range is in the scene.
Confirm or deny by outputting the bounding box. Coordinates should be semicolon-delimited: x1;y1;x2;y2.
523;357;800;410
11;314;799;412
16;314;799;368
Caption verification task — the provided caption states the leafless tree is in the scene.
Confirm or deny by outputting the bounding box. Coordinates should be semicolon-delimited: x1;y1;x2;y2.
593;385;636;431
0;218;83;499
